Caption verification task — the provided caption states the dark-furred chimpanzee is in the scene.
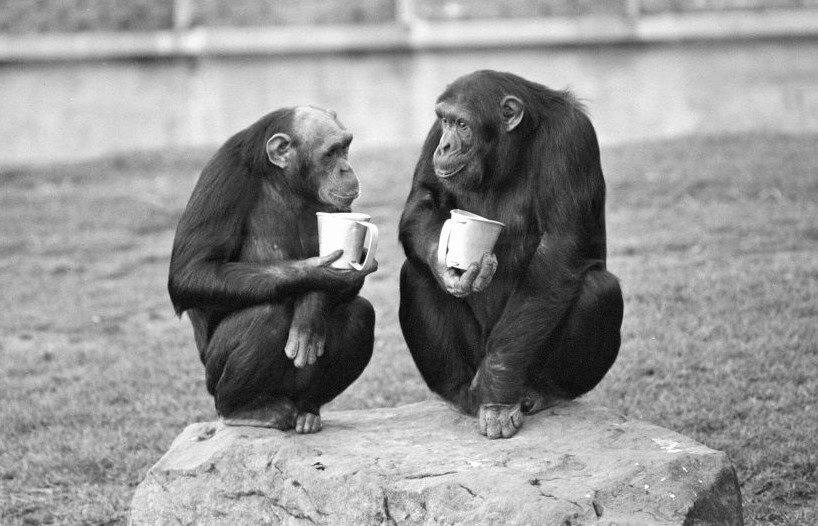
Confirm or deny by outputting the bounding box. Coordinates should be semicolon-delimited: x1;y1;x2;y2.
399;70;623;439
169;106;377;434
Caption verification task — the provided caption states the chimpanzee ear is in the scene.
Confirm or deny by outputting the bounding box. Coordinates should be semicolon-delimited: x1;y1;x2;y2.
500;95;524;132
266;133;292;168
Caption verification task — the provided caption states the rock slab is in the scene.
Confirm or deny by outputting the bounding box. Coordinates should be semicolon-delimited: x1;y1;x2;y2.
129;400;743;525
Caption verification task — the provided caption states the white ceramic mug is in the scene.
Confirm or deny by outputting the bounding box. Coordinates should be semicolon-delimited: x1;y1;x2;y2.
437;209;504;270
316;212;379;270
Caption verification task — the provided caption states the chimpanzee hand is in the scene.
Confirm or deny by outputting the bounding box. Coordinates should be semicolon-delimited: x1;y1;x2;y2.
284;293;327;369
286;252;378;367
302;249;344;270
303;250;378;290
479;402;525;439
440;253;498;298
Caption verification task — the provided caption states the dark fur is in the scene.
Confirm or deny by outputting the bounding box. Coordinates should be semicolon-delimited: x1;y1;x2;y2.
399;70;623;414
168;108;373;417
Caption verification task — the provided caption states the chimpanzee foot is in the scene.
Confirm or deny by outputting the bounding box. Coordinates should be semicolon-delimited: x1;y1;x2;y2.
520;387;547;414
295;412;322;434
479;403;525;439
520;384;567;414
222;397;297;429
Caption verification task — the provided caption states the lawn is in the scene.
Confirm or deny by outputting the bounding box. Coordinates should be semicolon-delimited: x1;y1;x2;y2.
0;133;815;525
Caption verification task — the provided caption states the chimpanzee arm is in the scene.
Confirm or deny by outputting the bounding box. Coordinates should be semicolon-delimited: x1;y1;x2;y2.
169;252;366;315
168;153;368;315
399;131;452;277
285;291;329;368
399;188;446;268
284;259;368;366
476;237;591;404
476;115;607;405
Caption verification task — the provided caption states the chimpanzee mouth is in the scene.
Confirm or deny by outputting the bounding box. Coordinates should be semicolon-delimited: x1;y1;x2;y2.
434;164;466;178
331;192;361;201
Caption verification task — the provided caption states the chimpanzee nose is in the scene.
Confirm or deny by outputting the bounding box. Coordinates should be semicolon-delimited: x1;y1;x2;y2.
436;140;452;157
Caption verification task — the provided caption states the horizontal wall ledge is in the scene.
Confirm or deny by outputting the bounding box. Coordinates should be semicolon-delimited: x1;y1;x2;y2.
1;9;818;62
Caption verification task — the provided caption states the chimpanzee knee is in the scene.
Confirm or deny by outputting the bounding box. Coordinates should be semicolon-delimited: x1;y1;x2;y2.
296;296;375;410
334;295;375;371
399;260;482;404
205;305;293;416
541;269;623;397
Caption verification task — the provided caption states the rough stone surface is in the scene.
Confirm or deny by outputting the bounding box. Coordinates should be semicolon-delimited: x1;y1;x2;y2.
129;400;743;525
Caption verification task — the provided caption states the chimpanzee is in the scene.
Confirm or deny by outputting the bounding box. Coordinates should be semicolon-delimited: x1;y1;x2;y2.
168;106;377;434
399;70;623;439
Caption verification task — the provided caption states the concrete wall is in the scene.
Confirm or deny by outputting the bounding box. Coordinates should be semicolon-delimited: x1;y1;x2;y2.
2;38;817;166
1;11;818;165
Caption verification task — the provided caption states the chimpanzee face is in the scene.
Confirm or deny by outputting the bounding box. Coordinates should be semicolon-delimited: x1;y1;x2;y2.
433;100;480;180
298;108;359;211
266;106;360;211
432;89;525;186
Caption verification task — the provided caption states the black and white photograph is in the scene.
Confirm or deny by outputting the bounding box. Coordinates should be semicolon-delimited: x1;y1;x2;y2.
0;1;816;524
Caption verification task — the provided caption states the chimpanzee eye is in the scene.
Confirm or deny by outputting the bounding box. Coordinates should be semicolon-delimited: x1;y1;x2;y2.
441;117;448;125
457;120;467;129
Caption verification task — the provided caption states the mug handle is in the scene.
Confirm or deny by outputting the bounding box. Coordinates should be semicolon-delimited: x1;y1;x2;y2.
437;218;453;268
350;222;379;271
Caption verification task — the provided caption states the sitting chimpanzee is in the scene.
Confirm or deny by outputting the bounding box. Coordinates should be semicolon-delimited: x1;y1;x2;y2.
169;106;377;434
399;70;623;439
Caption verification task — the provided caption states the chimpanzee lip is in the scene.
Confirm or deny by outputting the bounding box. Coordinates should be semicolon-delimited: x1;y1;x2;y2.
331;192;360;200
434;164;466;178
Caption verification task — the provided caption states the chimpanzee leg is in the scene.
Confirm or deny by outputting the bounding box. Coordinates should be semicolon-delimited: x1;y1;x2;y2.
399;260;483;415
203;304;299;428
293;296;375;419
526;268;623;410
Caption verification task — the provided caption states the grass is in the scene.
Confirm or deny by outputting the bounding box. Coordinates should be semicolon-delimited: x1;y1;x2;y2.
0;133;815;525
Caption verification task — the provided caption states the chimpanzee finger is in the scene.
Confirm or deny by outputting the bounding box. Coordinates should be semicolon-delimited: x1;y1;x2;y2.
448;263;479;297
306;336;321;365
295;414;305;434
470;368;482;390
472;253;498;292
511;407;525;429
310;414;322;433
314;250;344;267
460;262;480;287
500;419;515;438
501;408;524;438
479;404;502;438
484;253;498;275
443;268;463;295
284;330;299;359
361;258;379;275
293;332;311;368
315;337;326;358
305;345;316;365
485;413;502;439
296;413;322;434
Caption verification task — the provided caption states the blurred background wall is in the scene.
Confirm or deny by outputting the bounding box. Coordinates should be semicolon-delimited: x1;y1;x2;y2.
1;0;817;165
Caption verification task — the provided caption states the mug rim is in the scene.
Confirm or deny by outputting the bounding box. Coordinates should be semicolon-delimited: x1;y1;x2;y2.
316;211;371;221
450;209;504;227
